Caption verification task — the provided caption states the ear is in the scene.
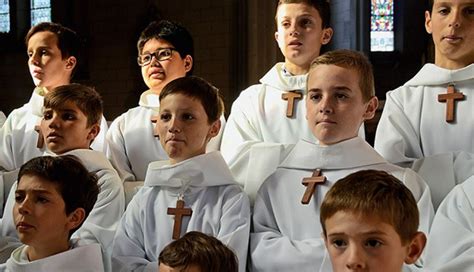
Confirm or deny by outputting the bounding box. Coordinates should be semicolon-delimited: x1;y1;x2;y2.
87;123;100;142
404;232;427;265
321;27;333;45
65;56;77;70
183;55;193;73
66;208;86;231
425;11;433;34
207;119;221;140
362;96;379;120
274;31;280;43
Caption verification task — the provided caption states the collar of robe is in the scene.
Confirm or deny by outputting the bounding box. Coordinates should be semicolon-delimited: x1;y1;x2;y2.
260;62;308;93
44;149;116;174
278;137;387;171
405;63;474;86
138;89;160;110
144;151;238;188
29;87;48;117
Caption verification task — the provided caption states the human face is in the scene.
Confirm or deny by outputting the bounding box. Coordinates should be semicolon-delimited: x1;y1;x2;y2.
275;3;333;75
40;101;99;154
140;38;192;94
306;65;377;146
157;93;220;164
324;211;412;272
27;31;75;91
425;0;474;69
13;175;72;256
159;263;202;272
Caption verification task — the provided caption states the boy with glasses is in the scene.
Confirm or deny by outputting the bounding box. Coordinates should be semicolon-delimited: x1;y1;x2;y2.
106;20;225;203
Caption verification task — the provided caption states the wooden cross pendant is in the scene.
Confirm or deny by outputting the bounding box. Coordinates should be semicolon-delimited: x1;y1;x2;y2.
150;115;160;138
301;169;326;205
167;199;193;240
282;91;303;118
34;125;44;149
438;84;465;123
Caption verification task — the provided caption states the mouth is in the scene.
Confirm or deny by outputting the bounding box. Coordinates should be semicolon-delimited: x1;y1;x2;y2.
46;132;62;141
443;35;462;43
31;68;43;78
317;119;337;125
166;136;184;144
148;69;165;79
16;221;34;231
288;40;303;47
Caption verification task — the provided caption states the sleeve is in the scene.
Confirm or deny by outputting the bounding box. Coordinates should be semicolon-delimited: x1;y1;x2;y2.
91;116;109;153
0;169;19;218
112;192;154;272
106;116;137;182
249;186;326;272
423;177;474;271
0;113;18;172
217;188;251;272
0;182;21;263
72;171;125;255
374;89;424;165
0;111;5;128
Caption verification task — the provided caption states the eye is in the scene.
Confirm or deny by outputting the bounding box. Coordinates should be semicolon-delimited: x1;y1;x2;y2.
27;51;33;58
141;54;152;63
40;49;48;56
335;93;349;100
160;113;171;121
465;7;474;15
14;193;25;204
309;93;322;101
37;196;49;204
281;20;291;28
331;239;347;248
438;7;450;15
43;111;53;120
62;112;76;121
365;239;382;248
300;18;313;27
158;49;172;59
182;113;194;121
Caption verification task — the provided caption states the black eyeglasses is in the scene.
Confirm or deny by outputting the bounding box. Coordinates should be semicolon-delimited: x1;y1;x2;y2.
137;48;176;66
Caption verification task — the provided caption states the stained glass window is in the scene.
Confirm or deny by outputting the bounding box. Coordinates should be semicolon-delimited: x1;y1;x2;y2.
370;0;394;52
30;0;51;27
0;0;10;33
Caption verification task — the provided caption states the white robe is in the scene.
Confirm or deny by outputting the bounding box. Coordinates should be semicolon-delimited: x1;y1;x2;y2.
0;88;109;215
221;63;364;201
106;90;225;203
423;175;474;271
0;240;105;272
0;149;125;267
250;137;434;272
112;152;250;272
0;112;5;128
374;63;474;208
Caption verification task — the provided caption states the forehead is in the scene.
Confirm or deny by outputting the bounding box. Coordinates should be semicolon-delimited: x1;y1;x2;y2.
45;100;83;113
308;64;360;88
28;31;59;49
276;3;321;20
325;211;400;238
433;0;474;5
142;38;174;53
18;174;59;193
160;93;205;110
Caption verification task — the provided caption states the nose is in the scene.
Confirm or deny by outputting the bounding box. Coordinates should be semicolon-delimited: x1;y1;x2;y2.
448;10;462;28
319;96;333;114
168;117;181;133
345;245;366;270
18;198;32;215
29;51;40;66
47;114;61;128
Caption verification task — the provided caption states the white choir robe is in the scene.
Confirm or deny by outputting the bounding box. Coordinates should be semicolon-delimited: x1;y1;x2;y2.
220;63;364;201
0;111;5;128
106;90;225;203
0;149;125;269
112;152;250;272
0;240;105;272
374;63;474;208
250;137;434;272
0;87;109;215
423;175;474;271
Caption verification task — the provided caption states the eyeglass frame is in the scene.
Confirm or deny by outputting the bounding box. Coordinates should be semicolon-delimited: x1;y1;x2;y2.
137;47;177;66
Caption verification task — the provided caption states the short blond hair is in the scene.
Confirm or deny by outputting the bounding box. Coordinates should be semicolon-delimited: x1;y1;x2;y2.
308;49;375;102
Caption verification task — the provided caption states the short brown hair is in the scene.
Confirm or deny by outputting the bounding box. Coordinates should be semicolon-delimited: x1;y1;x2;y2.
44;83;103;127
159;76;224;124
159;231;238;272
276;0;331;28
320;170;420;245
308;49;375;102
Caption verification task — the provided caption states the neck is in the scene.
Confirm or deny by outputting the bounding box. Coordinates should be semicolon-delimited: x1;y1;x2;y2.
26;240;70;261
284;61;309;75
435;55;474;70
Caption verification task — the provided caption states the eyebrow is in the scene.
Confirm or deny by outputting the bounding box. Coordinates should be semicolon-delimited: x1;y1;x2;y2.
15;189;53;195
327;230;388;237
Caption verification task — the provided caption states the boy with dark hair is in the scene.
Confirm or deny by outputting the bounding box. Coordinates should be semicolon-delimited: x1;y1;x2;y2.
221;0;335;200
107;20;225;204
0;155;103;271
158;231;238;272
0;22;109;216
112;76;249;272
320;170;427;271
374;0;474;209
0;84;124;270
250;50;433;271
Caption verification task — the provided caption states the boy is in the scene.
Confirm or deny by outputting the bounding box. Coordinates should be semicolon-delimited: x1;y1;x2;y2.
250;50;433;271
0;22;108;215
112;76;250;272
0;84;124;269
106;20;225;203
0;155;104;272
423;174;474;271
374;0;474;208
158;231;238;272
220;0;334;199
320;170;427;272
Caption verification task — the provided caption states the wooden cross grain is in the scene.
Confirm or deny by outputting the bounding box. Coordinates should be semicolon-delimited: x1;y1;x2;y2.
301;169;326;205
438;84;465;123
282;91;303;118
167;199;193;240
150;115;160;137
34;125;44;149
